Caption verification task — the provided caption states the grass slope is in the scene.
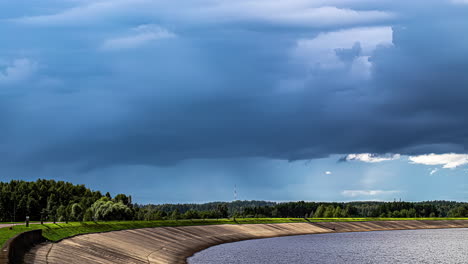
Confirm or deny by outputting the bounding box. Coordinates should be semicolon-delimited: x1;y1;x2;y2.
2;217;468;248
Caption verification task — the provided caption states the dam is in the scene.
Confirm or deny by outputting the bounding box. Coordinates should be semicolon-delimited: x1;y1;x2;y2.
24;220;468;264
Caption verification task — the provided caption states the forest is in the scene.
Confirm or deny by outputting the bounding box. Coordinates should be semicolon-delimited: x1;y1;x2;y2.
137;200;468;220
0;179;467;222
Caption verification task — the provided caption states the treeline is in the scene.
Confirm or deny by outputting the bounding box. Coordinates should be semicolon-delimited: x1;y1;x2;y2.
134;200;276;220
136;200;468;220
0;180;133;222
0;180;467;222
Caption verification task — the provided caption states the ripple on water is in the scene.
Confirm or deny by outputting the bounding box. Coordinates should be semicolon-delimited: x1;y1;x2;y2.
189;228;468;264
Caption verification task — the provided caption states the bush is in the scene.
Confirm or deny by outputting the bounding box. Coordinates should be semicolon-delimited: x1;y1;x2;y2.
90;198;133;221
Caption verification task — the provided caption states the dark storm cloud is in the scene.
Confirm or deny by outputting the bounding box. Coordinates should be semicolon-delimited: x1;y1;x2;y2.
0;0;467;172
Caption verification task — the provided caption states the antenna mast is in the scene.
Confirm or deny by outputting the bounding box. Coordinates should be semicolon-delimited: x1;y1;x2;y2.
234;184;238;201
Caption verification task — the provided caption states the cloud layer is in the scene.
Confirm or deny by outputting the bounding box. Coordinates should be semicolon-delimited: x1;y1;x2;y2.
342;190;399;198
345;153;401;163
12;0;394;28
0;59;38;84
0;0;467;175
101;24;175;51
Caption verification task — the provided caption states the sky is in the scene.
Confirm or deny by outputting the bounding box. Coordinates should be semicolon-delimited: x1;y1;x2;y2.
1;0;467;204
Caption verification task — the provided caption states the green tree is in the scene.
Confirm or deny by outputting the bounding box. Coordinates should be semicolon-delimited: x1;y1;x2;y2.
70;203;84;221
170;209;181;220
183;210;199;220
333;206;342;218
392;210;401;218
56;205;68;222
324;205;335;218
83;208;94;221
400;209;409;218
408;208;417;218
217;203;229;218
448;206;468;217
46;194;57;222
345;205;357;217
91;197;132;221
114;194;130;206
313;205;325;218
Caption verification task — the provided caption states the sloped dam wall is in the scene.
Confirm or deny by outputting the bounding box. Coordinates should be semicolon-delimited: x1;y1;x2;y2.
23;220;468;264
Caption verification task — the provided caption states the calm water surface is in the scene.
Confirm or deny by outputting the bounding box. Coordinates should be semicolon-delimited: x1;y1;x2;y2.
189;228;468;264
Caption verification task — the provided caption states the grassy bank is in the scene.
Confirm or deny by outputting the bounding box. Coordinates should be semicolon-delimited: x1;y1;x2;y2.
2;217;468;248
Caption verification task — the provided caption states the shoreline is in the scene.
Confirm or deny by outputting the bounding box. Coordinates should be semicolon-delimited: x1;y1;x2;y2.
25;220;468;264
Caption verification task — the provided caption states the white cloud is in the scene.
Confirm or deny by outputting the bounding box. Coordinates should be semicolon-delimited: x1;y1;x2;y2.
101;24;175;51
292;27;393;75
13;0;145;26
13;0;393;28
325;171;332;175
198;4;394;27
429;168;438;175
345;153;401;163
342;189;399;197
0;58;38;84
409;153;468;169
349;55;373;79
451;0;468;4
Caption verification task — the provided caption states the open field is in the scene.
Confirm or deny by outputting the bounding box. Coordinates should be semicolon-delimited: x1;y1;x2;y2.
2;217;468;248
23;220;468;264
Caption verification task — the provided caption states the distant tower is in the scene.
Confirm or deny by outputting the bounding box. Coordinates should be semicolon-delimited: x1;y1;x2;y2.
234;185;238;201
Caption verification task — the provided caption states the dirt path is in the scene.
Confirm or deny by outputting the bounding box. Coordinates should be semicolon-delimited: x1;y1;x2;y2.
0;222;59;229
24;220;468;264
